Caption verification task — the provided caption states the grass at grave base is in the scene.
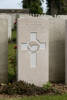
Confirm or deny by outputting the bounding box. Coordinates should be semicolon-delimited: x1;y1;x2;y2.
8;42;16;82
15;94;67;100
8;29;17;82
0;94;67;100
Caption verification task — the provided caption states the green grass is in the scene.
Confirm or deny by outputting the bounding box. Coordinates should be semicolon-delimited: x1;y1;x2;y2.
8;42;16;82
12;30;16;40
0;94;67;100
8;29;17;82
17;94;67;100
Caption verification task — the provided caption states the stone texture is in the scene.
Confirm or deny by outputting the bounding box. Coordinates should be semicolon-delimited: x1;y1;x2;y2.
17;16;49;86
10;14;17;29
0;14;12;39
49;18;65;82
0;18;8;82
65;20;67;84
57;15;67;19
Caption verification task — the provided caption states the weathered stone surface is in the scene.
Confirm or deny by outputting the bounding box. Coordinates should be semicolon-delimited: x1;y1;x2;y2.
0;18;8;82
49;18;65;82
17;16;49;86
65;20;67;84
0;14;11;39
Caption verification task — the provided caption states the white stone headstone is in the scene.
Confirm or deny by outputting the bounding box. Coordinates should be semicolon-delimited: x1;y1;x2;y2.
65;20;67;84
0;18;8;82
49;18;65;82
0;14;12;39
10;14;17;29
57;15;67;19
17;16;49;86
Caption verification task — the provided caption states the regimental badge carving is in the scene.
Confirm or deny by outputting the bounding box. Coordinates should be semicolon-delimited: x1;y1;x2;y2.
27;41;40;53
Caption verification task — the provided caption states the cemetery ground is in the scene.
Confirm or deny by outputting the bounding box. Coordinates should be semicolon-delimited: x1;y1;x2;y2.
1;29;66;99
0;94;67;100
8;29;16;82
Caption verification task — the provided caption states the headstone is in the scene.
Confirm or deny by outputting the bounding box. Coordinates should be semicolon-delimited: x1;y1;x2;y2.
65;20;67;84
10;14;17;29
49;18;65;82
57;15;67;19
0;18;8;82
19;14;53;20
17;16;49;86
0;14;12;39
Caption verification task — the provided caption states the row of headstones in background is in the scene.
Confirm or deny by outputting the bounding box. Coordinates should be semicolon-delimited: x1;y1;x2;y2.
0;13;17;39
0;15;17;82
0;13;67;40
0;15;67;86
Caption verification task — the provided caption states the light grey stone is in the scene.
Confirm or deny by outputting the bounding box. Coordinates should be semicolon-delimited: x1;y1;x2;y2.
0;14;12;39
0;18;8;82
10;14;17;29
49;18;65;82
16;15;67;84
57;15;67;19
65;20;67;84
17;16;49;86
